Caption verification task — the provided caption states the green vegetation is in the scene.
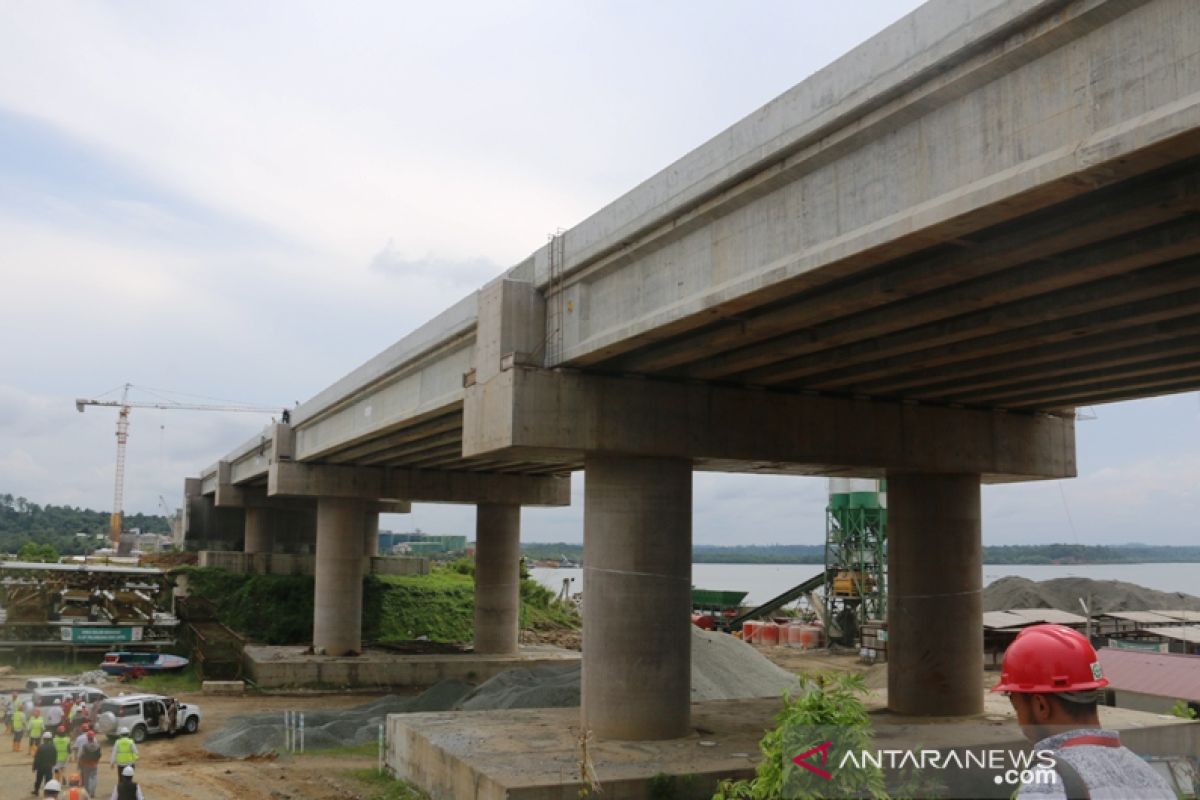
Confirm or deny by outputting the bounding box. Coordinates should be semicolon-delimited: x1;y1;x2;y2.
17;541;59;562
0;493;169;556
178;563;579;646
714;673;886;800
345;769;429;799
1170;700;1198;720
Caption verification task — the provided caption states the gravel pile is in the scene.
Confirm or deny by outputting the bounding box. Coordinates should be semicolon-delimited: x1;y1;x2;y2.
207;626;800;757
983;576;1200;614
72;670;110;687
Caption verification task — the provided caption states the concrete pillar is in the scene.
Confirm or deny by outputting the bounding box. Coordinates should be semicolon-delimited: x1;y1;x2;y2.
243;507;273;554
473;503;521;655
887;472;983;716
363;511;380;557
582;455;692;740
313;497;367;656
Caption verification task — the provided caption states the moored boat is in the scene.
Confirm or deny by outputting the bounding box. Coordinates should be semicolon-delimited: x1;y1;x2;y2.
99;651;188;676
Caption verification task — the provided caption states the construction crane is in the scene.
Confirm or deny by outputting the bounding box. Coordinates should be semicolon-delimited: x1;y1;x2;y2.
76;383;282;550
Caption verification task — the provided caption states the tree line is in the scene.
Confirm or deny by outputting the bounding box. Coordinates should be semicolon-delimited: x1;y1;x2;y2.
0;493;170;556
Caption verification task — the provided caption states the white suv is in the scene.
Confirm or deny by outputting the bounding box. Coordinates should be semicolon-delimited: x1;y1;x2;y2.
95;694;202;742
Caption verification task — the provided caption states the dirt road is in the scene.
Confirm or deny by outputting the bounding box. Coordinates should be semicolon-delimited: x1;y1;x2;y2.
1;676;393;800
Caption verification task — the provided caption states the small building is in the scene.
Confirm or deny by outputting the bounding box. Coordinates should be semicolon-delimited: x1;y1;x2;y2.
982;608;1089;667
1097;648;1200;717
1143;626;1200;656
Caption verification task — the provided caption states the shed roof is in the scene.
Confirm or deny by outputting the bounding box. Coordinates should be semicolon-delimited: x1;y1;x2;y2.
1144;625;1200;645
1008;608;1088;625
1151;610;1200;623
1098;648;1200;702
1101;611;1181;624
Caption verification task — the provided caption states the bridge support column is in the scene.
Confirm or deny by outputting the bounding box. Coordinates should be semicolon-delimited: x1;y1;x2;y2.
313;497;367;656
243;507;273;554
474;503;521;655
363;510;380;557
887;472;983;716
583;455;692;740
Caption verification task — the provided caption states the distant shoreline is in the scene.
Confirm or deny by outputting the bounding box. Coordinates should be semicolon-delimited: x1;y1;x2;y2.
522;542;1200;567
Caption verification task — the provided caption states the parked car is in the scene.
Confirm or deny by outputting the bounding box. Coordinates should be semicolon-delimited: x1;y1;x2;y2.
95;694;201;742
32;686;109;708
99;651;189;676
24;677;73;692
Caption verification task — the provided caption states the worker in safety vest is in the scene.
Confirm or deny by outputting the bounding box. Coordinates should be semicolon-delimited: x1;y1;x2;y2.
994;624;1175;799
109;728;138;776
11;703;26;751
53;726;72;781
28;710;46;755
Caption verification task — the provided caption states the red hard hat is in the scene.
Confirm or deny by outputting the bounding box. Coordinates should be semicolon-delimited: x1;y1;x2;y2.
992;624;1109;693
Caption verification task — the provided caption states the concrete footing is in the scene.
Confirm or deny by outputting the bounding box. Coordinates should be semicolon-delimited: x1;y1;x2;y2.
887;472;983;715
243;644;579;690
386;695;1198;800
583;455;692;740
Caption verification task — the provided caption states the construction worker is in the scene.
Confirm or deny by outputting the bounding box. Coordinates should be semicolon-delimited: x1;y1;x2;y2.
109;728;137;777
11;702;27;751
63;774;90;800
75;731;101;798
28;709;46;755
53;726;72;781
33;731;57;795
41;778;62;798
3;692;13;733
109;766;143;800
994;624;1176;798
46;699;64;729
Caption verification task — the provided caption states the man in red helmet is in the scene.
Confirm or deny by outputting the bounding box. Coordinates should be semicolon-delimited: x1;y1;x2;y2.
994;624;1174;799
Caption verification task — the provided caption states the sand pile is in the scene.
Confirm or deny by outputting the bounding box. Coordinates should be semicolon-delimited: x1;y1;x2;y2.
984;576;1200;614
207;626;800;757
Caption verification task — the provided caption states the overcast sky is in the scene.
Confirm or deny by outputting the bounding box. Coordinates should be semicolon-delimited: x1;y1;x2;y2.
1;2;1197;547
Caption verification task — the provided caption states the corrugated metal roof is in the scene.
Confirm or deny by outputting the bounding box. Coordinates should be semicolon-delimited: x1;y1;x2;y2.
1152;610;1200;623
1098;648;1200;702
1008;608;1088;625
1144;625;1200;645
1101;611;1181;624
983;611;1032;630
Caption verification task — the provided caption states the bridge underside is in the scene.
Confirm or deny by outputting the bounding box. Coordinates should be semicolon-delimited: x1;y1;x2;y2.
580;154;1200;414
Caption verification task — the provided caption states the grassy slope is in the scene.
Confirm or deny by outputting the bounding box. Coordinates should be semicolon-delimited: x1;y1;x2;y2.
178;565;579;646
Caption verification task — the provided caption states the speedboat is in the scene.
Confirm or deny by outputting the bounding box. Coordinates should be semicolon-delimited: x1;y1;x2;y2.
99;651;188;676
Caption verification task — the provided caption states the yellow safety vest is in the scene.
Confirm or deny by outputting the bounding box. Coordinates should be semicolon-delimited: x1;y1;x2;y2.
54;734;70;761
114;736;137;765
11;709;25;732
28;717;44;738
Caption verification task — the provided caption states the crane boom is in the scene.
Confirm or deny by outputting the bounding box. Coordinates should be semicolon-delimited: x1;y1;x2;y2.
76;383;283;551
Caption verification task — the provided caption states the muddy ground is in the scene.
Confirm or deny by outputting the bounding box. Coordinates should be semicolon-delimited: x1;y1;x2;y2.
0;673;394;800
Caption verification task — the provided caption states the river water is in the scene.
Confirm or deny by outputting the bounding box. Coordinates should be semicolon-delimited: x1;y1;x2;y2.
530;562;1197;607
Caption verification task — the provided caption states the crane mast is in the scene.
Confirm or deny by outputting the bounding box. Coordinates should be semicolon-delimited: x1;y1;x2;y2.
110;385;131;547
76;383;282;553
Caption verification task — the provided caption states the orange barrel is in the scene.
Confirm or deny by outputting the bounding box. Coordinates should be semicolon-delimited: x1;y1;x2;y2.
797;624;823;649
785;623;804;646
760;622;780;645
743;621;760;642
